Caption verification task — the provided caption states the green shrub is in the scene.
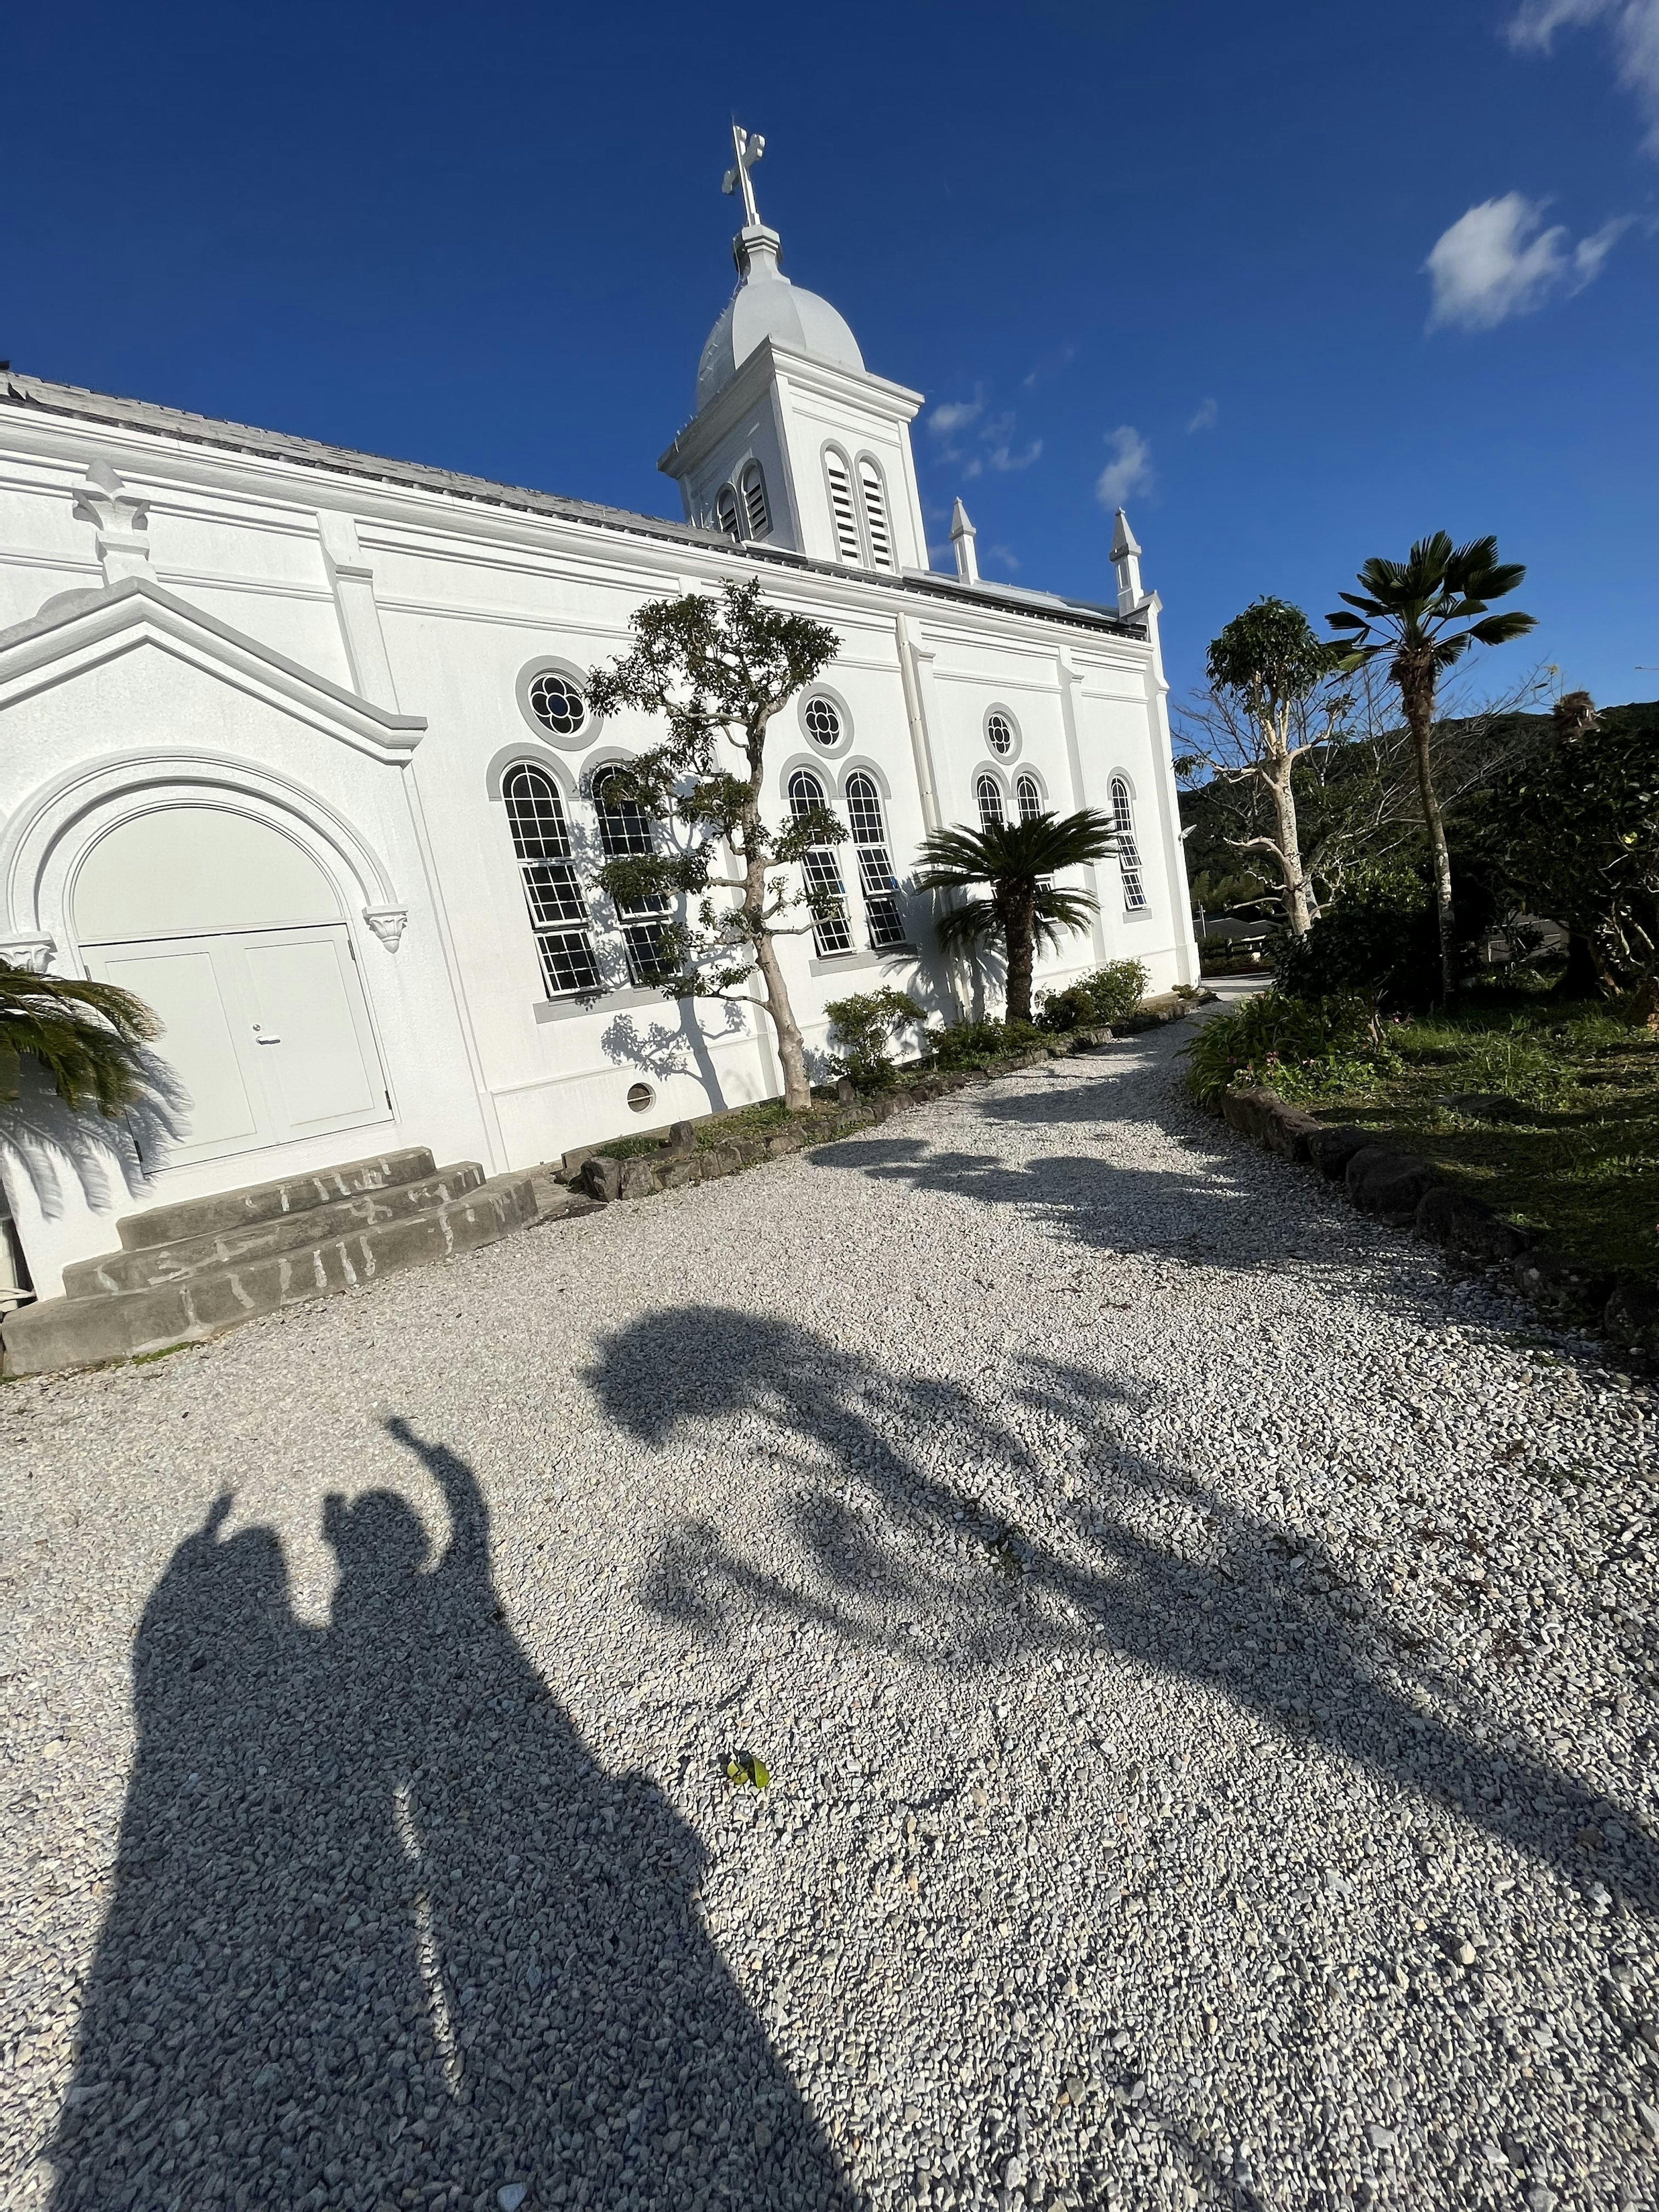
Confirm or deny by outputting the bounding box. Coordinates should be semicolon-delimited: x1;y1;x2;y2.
824;988;924;1089
930;1016;1049;1069
1036;959;1150;1032
1182;990;1396;1108
1274;868;1440;1010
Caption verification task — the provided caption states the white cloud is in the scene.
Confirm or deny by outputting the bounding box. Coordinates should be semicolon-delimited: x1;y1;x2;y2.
981;412;1042;471
1186;396;1219;433
928;395;984;438
1095;426;1153;508
1423;192;1629;328
1507;0;1659;150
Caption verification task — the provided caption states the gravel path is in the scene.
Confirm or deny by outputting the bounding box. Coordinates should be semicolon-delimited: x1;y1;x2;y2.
3;1011;1656;2212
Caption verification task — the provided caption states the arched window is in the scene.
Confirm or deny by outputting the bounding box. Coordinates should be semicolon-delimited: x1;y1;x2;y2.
845;772;905;948
1110;775;1149;911
740;461;771;539
857;458;894;570
715;484;742;540
592;763;671;983
788;768;853;956
976;775;1005;833
823;450;862;564
503;765;600;996
1015;773;1043;823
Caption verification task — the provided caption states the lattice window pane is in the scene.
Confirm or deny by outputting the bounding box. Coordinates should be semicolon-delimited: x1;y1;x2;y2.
505;766;601;994
802;848;853;956
1111;777;1149;912
535;928;602;998
620;916;671;985
741;464;770;538
521;861;588;928
1016;774;1042;823
505;764;575;859
858;458;894;570
857;846;906;947
824;453;861;563
845;772;884;842
788;768;827;819
976;775;1005;832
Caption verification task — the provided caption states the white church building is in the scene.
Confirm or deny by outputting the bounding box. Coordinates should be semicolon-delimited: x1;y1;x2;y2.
0;133;1196;1310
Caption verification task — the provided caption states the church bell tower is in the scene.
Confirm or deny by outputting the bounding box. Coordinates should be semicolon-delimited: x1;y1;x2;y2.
658;128;928;575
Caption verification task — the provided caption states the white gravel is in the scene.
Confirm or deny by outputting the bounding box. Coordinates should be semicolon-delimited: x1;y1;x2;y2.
2;1011;1656;2212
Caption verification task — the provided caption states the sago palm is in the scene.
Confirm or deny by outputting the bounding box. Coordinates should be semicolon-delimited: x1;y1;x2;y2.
1328;533;1535;999
914;808;1121;1026
0;961;163;1115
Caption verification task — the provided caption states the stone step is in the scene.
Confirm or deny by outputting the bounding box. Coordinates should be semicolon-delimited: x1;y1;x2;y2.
116;1147;439;1252
62;1164;487;1299
1;1170;540;1376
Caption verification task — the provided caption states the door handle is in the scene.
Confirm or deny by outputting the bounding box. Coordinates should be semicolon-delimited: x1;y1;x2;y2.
251;1027;282;1044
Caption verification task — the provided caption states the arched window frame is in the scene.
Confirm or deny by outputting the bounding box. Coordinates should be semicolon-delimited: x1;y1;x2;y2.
589;760;671;985
738;461;771;540
842;768;906;948
501;760;601;997
1109;774;1150;913
855;454;895;571
715;484;742;541
822;445;863;565
787;767;853;957
975;773;1007;834
1014;771;1045;824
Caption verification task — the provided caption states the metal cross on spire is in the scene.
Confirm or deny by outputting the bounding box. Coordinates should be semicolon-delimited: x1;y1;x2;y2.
722;123;766;229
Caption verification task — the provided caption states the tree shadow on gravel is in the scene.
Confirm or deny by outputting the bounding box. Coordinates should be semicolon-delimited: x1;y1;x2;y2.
50;1420;848;2212
588;1306;1655;1918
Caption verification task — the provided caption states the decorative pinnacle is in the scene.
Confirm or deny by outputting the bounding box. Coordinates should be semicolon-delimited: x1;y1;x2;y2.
1109;506;1141;562
950;499;979;585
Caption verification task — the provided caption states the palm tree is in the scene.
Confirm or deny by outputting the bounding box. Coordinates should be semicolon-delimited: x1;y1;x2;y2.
914;808;1122;1026
0;962;162;1114
1328;533;1535;999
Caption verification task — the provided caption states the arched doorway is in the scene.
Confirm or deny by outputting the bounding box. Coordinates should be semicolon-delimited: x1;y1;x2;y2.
73;806;390;1167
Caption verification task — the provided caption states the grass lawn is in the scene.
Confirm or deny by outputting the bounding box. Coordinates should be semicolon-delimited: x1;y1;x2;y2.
1312;994;1659;1280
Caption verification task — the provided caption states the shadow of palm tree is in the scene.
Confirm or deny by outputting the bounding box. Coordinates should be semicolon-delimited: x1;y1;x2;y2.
585;1305;1653;1916
50;1423;849;2212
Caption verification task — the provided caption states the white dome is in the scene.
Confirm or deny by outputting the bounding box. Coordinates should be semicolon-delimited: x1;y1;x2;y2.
695;229;864;414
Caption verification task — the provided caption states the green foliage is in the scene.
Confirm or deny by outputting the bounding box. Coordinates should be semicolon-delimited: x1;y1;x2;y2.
824;988;924;1089
1459;704;1659;993
0;961;163;1116
1035;960;1149;1032
1182;990;1395;1108
929;1017;1049;1069
1327;533;1537;681
726;1751;770;1790
1273;867;1441;1010
913;809;1121;1025
1206;597;1336;707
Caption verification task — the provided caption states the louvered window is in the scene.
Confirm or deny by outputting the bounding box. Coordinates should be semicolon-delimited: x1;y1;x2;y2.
788;768;853;955
976;775;1006;833
1111;775;1149;912
593;764;671;984
740;462;771;538
504;765;600;997
1016;774;1043;823
858;459;894;569
823;451;862;564
715;484;742;540
845;772;905;947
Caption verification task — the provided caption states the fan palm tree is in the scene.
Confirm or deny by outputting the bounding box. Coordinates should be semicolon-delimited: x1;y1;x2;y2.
1328;533;1535;999
0;961;163;1115
914;808;1122;1026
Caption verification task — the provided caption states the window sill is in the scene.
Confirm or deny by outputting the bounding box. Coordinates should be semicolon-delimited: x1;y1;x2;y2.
809;945;918;979
534;985;667;1024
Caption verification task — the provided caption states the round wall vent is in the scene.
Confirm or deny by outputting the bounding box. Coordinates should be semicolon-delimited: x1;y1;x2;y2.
626;1082;655;1114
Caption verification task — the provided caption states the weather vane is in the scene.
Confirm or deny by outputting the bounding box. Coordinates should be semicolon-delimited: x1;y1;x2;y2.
722;123;765;229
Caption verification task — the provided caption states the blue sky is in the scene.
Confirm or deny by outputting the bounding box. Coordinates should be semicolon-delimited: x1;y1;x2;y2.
6;0;1656;710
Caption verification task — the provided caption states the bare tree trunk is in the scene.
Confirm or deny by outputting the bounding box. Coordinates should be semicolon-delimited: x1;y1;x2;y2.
1266;755;1313;937
741;754;813;1112
1003;886;1036;1025
1398;654;1457;1000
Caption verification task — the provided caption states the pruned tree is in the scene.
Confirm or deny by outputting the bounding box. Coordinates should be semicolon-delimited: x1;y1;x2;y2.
585;580;844;1113
1186;598;1345;938
912;810;1122;1027
1327;533;1536;999
0;962;162;1114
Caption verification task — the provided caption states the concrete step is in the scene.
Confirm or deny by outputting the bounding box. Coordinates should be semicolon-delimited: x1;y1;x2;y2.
62;1164;487;1299
116;1148;439;1252
1;1170;540;1376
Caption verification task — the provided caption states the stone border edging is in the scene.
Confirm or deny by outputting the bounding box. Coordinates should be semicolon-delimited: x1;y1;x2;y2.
1217;1084;1659;1360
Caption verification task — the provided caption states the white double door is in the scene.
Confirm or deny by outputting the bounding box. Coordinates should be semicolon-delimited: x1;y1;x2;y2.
87;924;390;1167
